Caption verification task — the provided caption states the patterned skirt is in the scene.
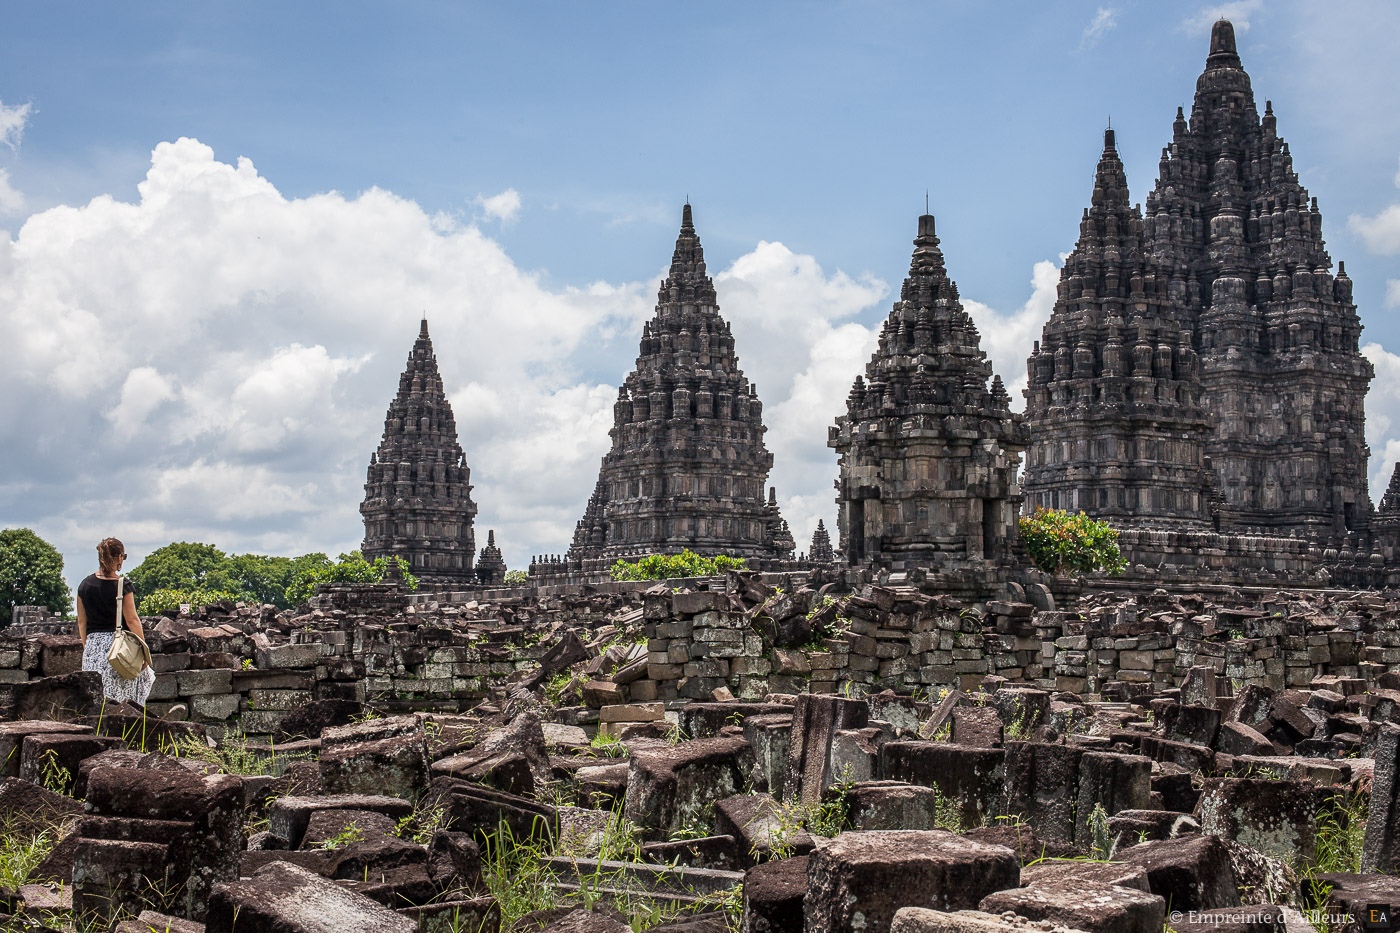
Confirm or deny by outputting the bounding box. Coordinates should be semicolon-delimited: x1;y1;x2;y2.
82;632;156;706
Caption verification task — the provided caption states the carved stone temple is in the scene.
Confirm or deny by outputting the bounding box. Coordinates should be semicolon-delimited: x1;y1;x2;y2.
829;212;1029;576
360;320;480;586
1021;19;1379;582
550;204;796;577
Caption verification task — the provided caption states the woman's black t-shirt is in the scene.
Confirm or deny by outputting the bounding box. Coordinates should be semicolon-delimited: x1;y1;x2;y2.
77;574;138;633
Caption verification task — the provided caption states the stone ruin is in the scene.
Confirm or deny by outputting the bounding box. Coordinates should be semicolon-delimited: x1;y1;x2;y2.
5;568;1400;931
9;16;1400;933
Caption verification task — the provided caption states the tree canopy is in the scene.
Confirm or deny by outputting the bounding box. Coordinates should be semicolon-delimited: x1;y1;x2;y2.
0;528;72;621
127;542;331;610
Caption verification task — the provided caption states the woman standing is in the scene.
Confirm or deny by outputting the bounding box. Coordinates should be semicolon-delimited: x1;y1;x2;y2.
75;537;155;706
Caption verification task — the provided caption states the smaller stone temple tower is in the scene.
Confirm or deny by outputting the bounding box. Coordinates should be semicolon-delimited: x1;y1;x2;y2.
475;530;506;586
360;320;479;586
809;519;835;564
566;203;795;565
829;212;1029;572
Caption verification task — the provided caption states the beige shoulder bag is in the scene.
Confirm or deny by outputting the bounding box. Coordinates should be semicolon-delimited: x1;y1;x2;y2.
106;576;151;680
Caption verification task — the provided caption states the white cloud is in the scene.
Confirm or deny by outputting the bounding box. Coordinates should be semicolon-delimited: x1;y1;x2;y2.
0;168;22;216
715;240;888;552
1350;204;1400;255
1182;0;1263;34
1079;8;1118;51
963;258;1062;411
1365;342;1400;495
475;188;521;223
108;367;176;435
0;138;654;582
0;100;31;151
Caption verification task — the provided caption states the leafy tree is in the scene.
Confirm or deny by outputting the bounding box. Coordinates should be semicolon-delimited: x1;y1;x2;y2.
609;550;747;581
1018;508;1126;576
0;528;72;620
126;542;229;595
212;552;328;607
503;569;529;585
129;543;333;610
283;554;418;607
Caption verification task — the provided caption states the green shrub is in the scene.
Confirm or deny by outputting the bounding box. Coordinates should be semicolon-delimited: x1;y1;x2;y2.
1017;507;1126;576
283;553;418;606
609;550;747;581
503;569;529;585
139;587;242;615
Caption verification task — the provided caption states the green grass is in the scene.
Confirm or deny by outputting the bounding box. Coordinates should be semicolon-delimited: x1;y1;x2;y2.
0;820;59;888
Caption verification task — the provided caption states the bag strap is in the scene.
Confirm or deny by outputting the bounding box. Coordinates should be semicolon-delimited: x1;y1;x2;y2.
115;575;126;633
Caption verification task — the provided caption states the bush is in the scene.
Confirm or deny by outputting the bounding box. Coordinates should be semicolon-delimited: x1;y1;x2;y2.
609;550;747;582
503;569;529;585
0;528;72;620
283;553;418;606
139;587;242;615
1018;508;1126;576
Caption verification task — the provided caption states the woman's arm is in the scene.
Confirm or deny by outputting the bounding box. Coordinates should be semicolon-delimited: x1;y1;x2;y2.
76;597;87;644
123;591;144;641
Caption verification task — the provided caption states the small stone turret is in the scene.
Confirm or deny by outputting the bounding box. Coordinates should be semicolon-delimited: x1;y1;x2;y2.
360;320;478;586
476;530;506;586
809;519;835;564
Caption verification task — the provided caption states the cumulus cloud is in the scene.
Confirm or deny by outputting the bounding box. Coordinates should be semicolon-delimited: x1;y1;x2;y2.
475;188;521;223
1365;342;1400;494
0;168;22;216
963;258;1061;411
1349;154;1400;255
0;100;31;151
0;138;656;583
1182;0;1263;34
715;241;888;551
1350;208;1400;255
1079;8;1118;51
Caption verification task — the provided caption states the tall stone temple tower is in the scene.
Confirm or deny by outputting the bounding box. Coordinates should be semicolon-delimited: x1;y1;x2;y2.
567;204;795;565
1025;19;1372;544
1022;127;1217;530
830;212;1029;572
360;320;479;586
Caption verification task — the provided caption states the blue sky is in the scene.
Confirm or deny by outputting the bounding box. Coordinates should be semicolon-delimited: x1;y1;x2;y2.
2;1;1399;590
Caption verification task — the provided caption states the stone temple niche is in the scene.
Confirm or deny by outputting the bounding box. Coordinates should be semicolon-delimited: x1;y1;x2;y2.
360;320;479;587
567;204;796;565
829;211;1029;574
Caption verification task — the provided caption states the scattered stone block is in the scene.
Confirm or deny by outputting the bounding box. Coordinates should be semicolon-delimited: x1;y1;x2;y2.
1195;777;1316;865
740;855;807;933
1074;751;1151;846
1001;741;1083;843
0;720;93;778
891;908;1088;932
206;860;417;932
785;694;868;804
624;737;748;839
979;879;1165;933
950;707;1003;747
804;830;1020;933
1363;722;1400;873
321;732;430;799
881;741;1005;830
1117;834;1240;911
847;781;939;831
269;795;415;850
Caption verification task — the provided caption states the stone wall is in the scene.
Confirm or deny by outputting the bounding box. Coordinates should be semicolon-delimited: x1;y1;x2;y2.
5;573;1399;743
